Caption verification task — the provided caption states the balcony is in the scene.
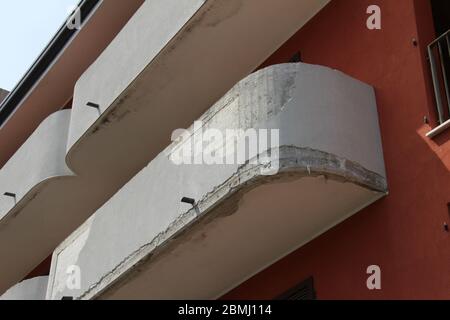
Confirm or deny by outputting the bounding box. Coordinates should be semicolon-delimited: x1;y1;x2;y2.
0;276;48;300
0;111;72;292
0;0;332;295
65;0;331;186
47;63;387;300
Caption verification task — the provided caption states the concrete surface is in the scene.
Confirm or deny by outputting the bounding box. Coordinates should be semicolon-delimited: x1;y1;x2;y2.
0;110;77;293
65;0;331;204
47;63;387;300
0;276;48;300
0;111;73;218
0;0;144;168
0;0;329;294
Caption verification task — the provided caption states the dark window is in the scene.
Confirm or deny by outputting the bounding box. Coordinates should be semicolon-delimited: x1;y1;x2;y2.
276;277;316;300
430;0;450;37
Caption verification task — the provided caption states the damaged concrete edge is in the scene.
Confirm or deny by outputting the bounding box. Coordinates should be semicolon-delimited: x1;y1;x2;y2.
60;145;387;300
167;64;299;150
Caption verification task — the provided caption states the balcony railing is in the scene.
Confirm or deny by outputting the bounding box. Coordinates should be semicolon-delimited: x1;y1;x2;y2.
428;29;450;126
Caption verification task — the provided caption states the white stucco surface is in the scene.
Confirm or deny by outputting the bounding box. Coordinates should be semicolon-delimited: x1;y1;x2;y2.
0;0;331;295
0;276;48;300
65;0;332;191
0;110;72;220
47;63;387;300
67;0;206;152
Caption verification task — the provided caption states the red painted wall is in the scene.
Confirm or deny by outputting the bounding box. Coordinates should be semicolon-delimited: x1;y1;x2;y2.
224;0;450;300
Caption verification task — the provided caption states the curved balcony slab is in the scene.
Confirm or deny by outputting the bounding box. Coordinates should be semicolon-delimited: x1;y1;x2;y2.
0;276;48;300
1;0;333;296
47;63;387;300
0;110;73;217
0;110;75;292
0;110;118;294
65;0;331;187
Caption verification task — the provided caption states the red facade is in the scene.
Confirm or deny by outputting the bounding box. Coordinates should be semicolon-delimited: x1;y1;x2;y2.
225;0;450;300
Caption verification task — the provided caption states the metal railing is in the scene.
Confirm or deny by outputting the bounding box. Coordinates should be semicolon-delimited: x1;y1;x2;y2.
428;29;450;125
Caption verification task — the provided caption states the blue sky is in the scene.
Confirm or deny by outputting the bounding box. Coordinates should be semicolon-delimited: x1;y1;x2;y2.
0;0;79;91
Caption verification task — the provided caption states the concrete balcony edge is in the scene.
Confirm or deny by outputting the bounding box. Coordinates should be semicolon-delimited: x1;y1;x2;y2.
0;110;73;221
0;110;74;293
1;0;332;295
64;0;331;187
85;147;387;300
0;276;48;300
47;63;387;300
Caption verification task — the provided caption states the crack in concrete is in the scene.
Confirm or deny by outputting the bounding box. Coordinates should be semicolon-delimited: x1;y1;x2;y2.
75;145;387;299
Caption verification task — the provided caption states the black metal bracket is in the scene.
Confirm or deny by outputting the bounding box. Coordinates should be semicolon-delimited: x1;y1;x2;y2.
86;102;101;115
4;192;16;204
181;197;196;206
